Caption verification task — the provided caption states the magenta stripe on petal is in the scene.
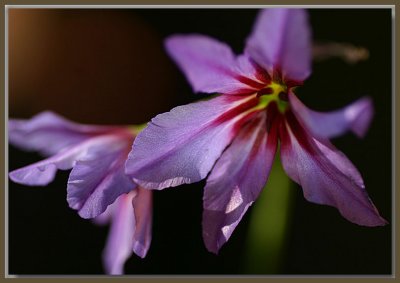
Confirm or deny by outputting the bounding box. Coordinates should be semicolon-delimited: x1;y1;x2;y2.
279;112;387;227
245;9;311;82
125;94;259;190
165;34;265;95
202;111;278;254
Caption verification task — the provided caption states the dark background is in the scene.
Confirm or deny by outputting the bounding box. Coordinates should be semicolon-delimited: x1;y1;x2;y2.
8;8;392;275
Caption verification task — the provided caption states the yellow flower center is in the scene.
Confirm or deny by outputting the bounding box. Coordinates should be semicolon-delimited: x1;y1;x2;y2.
255;81;289;113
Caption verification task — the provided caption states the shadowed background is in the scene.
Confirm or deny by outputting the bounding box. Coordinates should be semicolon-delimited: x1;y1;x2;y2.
8;8;392;275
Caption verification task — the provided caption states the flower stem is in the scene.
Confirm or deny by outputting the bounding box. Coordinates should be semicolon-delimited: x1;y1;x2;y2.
243;156;294;274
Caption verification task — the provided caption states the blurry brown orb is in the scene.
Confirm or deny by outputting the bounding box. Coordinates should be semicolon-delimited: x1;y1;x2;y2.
9;9;179;124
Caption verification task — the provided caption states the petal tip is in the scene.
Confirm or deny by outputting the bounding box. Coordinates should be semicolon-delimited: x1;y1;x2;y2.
9;166;55;186
132;240;149;259
350;97;374;138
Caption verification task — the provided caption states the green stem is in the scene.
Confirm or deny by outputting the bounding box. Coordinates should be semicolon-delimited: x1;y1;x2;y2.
243;157;294;274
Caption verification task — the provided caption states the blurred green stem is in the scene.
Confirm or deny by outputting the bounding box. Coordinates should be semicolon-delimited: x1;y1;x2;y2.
243;156;294;274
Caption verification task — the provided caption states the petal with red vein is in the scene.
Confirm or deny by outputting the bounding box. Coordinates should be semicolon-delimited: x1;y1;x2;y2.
202;112;278;254
126;94;259;190
279;112;387;226
245;9;311;81
165;34;264;94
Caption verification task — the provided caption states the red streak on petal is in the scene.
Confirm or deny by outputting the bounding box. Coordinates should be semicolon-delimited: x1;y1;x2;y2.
285;79;303;89
266;102;283;132
211;95;259;127
231;109;263;137
272;68;284;84
282;109;313;154
271;67;303;88
250;59;272;83
235;75;266;90
229;88;260;95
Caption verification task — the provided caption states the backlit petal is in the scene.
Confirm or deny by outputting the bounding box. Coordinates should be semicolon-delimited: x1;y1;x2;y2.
165;35;266;94
9;111;121;156
289;93;374;139
126;94;259;190
245;9;311;81
131;188;153;258
92;199;118;226
102;192;136;275
279;112;387;226
202;111;278;254
67;137;135;219
9;134;129;189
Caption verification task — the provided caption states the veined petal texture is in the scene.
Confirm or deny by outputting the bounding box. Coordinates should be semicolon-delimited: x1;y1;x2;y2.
126;94;259;189
67;135;135;219
245;8;311;81
202;111;278;254
102;192;136;275
279;112;386;227
8;111;120;156
165;35;268;95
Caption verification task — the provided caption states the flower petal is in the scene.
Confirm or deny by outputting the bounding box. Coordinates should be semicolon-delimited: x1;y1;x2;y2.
131;188;153;258
289;93;374;139
67;137;135;219
102;192;136;275
245;9;311;81
125;94;259;190
8;135;121;186
202;112;278;254
165;34;267;94
9;111;120;156
279;112;387;226
92;199;117;226
9;160;58;186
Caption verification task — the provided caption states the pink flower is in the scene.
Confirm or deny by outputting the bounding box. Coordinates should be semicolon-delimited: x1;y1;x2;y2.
125;8;387;254
9;111;152;274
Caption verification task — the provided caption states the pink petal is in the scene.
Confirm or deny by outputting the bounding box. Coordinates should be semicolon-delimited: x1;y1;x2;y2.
289;93;374;139
202;112;278;254
279;112;387;226
67;137;135;219
125;94;259;190
165;34;267;94
9;111;122;156
245;9;311;82
131;188;153;258
102;192;136;275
